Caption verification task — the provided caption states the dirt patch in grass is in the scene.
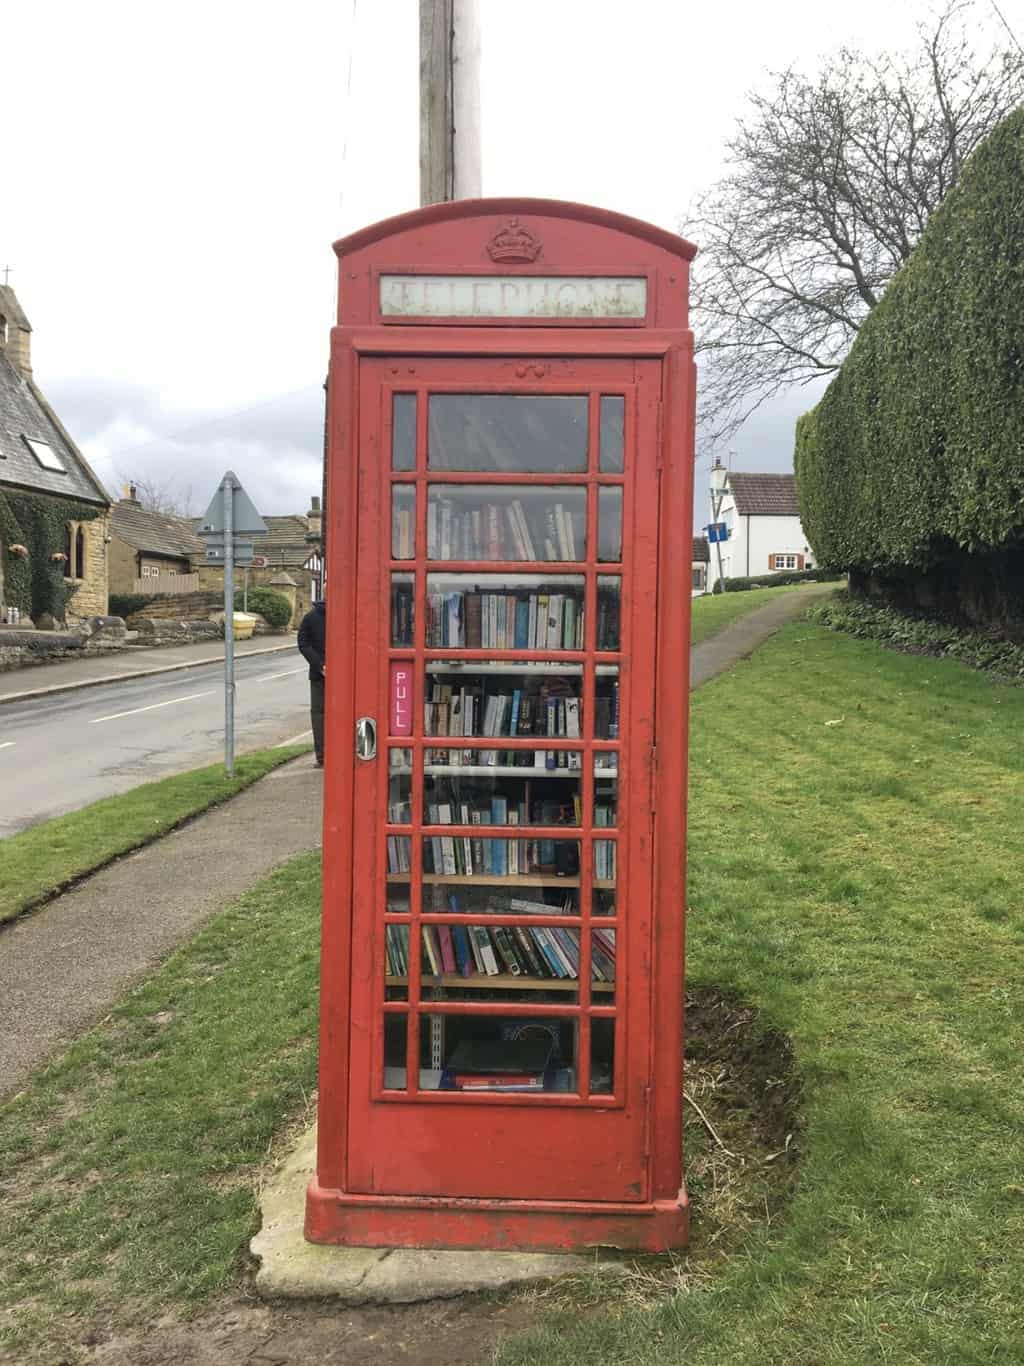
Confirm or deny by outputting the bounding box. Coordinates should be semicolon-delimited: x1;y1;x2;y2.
42;987;802;1366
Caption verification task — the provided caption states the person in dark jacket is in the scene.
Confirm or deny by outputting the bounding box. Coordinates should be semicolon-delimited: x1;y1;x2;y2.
297;599;326;766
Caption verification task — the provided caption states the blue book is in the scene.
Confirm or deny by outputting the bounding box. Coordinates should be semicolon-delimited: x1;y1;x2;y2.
515;598;530;648
452;924;474;976
491;796;508;824
509;690;521;736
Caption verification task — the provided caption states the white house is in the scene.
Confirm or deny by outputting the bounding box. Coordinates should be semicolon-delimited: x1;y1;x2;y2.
691;535;710;595
714;471;814;581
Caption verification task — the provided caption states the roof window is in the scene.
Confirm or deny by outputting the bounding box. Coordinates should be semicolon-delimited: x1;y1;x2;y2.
23;436;67;472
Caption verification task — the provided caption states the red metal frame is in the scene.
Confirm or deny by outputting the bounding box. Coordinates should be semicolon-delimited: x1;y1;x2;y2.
308;199;695;1252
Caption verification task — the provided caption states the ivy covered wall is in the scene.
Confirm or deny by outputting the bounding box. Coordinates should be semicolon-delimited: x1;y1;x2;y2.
0;488;103;620
794;107;1024;625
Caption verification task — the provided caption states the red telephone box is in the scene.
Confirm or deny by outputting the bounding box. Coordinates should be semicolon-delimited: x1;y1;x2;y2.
306;199;696;1252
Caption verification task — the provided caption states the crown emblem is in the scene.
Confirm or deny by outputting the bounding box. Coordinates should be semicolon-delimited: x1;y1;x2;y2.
486;218;542;264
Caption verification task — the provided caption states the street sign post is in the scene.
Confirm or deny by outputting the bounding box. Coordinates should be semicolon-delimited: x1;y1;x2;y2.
706;522;728;544
198;471;268;776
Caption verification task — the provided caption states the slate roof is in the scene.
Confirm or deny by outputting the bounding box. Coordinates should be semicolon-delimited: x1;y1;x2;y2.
692;535;709;563
185;513;315;568
0;350;109;505
111;500;204;559
727;472;799;517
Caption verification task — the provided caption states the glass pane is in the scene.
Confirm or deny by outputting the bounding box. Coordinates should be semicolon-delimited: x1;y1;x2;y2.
424;769;582;826
386;834;412;878
429;395;587;472
384;924;409;1002
389;746;413;771
594;773;617;828
392;394;416;471
422;881;577;916
595;668;620;740
422;835;581;881
599;396;624;473
593;886;617;917
594;838;616;887
388;769;413;825
382;1014;409;1088
427;1016;577;1092
391;573;414;646
426;574;585;650
598;487;622;562
423;665;582;764
419;923;581;1003
591;928;616;1001
590;1017;615;1094
596;576;621;651
392;485;415;559
427;486;585;562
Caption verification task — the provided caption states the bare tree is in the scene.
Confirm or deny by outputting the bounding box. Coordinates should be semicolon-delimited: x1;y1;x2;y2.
689;1;1024;446
118;471;195;518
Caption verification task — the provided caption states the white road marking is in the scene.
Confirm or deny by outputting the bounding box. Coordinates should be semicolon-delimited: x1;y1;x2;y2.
256;667;306;683
276;729;313;747
0;741;14;750
89;691;217;724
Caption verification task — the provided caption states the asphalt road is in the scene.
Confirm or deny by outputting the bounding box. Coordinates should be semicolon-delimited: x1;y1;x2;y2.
0;652;311;837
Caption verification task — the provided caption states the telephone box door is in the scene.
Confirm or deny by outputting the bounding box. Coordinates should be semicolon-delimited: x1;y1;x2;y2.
346;354;662;1204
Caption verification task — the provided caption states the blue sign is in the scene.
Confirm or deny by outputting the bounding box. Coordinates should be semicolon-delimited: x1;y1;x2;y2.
706;522;728;543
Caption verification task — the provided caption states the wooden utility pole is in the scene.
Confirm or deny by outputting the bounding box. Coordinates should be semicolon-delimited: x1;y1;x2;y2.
419;0;481;205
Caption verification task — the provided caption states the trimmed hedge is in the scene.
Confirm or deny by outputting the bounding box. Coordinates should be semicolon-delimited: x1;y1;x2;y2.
795;107;1024;576
808;593;1024;681
109;593;157;620
712;568;843;594
233;586;292;630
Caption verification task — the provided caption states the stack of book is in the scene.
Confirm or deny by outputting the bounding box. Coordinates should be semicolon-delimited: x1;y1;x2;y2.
441;1038;555;1092
427;497;582;562
392;502;414;558
422;799;580;879
594;839;617;881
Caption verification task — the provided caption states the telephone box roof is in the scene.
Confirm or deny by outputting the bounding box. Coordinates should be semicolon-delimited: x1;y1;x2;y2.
334;197;698;262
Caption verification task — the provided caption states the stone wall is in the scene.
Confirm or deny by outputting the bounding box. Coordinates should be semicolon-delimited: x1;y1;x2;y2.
126;591;223;621
0;616;126;672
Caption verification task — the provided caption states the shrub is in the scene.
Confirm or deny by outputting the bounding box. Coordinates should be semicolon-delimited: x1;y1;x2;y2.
109;593;156;620
795;108;1024;576
808;593;1024;681
712;568;843;594
233;586;292;630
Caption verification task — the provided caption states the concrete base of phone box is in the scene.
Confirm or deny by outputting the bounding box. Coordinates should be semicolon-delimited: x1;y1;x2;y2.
251;1124;686;1301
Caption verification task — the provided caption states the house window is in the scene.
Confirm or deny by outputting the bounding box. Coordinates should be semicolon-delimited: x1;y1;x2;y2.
75;526;85;580
691;566;706;591
22;436;67;473
770;553;800;571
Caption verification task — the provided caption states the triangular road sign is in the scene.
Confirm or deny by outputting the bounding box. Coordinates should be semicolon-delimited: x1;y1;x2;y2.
199;470;268;536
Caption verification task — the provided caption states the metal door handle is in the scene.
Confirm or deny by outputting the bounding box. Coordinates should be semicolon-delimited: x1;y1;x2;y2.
355;717;377;761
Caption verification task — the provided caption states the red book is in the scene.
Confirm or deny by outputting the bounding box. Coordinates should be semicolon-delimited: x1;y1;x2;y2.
437;924;457;975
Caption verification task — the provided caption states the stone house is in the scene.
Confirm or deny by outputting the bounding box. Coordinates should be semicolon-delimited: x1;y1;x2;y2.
715;471;814;581
188;497;322;627
109;489;204;595
0;285;111;623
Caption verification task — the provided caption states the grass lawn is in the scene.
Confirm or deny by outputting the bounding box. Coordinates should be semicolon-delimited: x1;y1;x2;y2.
0;852;321;1358
689;583;826;644
3;625;1023;1363
501;625;1024;1364
0;744;309;922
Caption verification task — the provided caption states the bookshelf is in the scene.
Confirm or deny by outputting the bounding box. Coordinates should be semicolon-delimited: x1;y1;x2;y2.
312;197;693;1253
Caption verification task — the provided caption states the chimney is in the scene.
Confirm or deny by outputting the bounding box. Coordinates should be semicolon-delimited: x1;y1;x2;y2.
0;283;33;377
122;482;141;506
306;494;322;538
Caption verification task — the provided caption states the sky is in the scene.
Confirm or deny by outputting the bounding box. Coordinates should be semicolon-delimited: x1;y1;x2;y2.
2;0;1017;527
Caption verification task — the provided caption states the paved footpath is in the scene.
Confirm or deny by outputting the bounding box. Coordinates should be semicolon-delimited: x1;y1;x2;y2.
0;634;296;705
0;585;826;1099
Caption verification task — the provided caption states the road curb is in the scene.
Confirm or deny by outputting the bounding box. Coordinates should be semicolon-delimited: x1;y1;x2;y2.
0;643;296;706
